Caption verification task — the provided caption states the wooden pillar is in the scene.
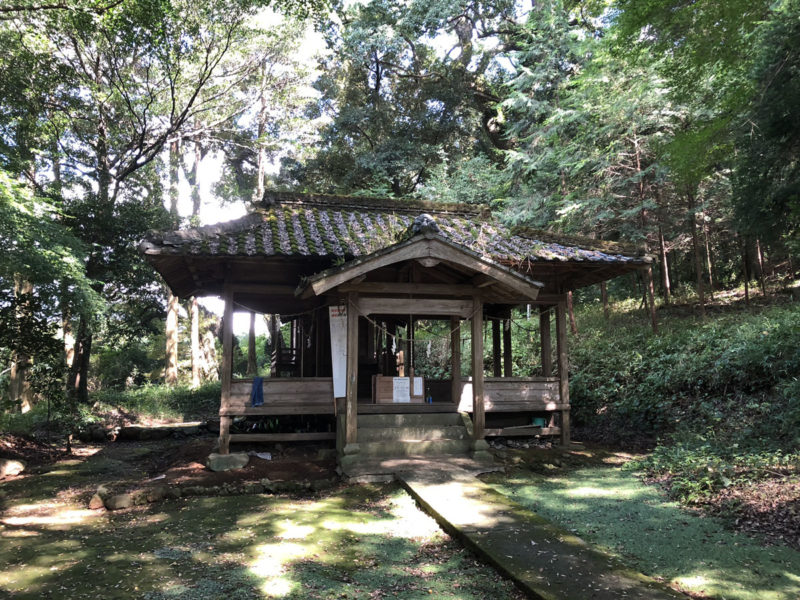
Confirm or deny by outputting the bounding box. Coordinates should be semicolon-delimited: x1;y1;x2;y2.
450;316;461;405
471;297;485;440
345;293;359;446
539;306;552;377
219;283;234;454
502;311;512;377
555;300;571;446
646;265;658;334
491;317;502;376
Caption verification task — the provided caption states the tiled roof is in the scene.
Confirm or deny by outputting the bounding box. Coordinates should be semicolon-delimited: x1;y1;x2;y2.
140;192;649;266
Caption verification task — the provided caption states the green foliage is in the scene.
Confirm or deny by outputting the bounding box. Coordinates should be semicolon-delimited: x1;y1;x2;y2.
733;0;800;251
298;0;517;196
569;302;800;503
91;382;222;422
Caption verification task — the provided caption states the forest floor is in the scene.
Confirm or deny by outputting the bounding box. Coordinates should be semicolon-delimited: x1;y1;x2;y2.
1;434;799;599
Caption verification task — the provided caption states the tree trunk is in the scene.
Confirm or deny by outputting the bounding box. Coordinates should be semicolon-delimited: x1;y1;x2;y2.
646;265;658;333
169;138;180;216
68;315;92;403
247;311;258;376
687;190;706;317
566;291;578;335
165;293;179;385
190;298;201;388
756;238;767;296
600;282;610;319
253;61;269;204
742;237;751;306
658;225;671;305
10;278;34;413
703;214;715;300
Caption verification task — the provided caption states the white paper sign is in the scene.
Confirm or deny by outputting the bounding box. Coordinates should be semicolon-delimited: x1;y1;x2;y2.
329;306;347;398
413;377;423;397
392;377;411;403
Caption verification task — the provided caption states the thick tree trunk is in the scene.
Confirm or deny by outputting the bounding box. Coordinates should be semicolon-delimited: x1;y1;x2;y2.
687;190;706;317
658;225;671;305
165;293;179;385
247;311;258;376
10;278;34;413
68;315;92;403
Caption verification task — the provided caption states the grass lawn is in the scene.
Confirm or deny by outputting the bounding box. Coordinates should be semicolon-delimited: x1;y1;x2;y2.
483;451;800;600
0;450;524;599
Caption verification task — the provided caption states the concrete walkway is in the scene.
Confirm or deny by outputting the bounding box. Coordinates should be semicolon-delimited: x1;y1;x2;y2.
396;467;687;600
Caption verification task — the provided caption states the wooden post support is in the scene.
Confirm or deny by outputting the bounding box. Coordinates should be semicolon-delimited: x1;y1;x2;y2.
502;312;512;377
646;265;658;333
539;306;553;377
345;293;359;447
471;297;485;440
555;300;571;446
219;282;234;454
491;317;502;376
450;316;461;405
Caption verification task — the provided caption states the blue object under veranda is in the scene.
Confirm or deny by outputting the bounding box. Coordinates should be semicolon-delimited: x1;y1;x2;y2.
250;376;264;406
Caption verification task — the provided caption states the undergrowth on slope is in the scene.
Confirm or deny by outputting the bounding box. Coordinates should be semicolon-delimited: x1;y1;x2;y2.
569;302;800;502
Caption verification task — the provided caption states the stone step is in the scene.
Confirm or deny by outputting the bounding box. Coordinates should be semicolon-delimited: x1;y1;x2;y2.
358;413;464;429
356;439;472;458
357;426;469;442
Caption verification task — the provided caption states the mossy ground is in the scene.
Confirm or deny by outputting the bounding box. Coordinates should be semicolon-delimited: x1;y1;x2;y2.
0;448;523;600
483;447;800;600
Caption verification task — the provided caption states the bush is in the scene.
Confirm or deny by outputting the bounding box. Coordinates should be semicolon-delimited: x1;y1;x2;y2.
91;382;221;422
569;303;800;440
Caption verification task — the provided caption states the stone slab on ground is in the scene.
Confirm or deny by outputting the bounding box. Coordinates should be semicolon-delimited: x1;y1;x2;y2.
342;454;500;482
207;452;249;472
0;458;25;477
117;422;204;441
397;468;687;600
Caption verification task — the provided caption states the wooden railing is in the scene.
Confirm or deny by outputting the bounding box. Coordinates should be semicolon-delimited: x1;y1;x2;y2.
456;377;563;413
221;377;334;416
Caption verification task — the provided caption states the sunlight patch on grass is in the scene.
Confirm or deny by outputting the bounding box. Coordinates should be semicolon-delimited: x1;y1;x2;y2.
486;465;800;600
277;520;315;540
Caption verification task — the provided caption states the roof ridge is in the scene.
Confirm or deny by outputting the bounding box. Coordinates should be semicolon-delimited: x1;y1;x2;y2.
261;190;489;217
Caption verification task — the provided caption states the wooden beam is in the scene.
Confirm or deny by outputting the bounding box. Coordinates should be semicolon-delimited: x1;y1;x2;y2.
308;237;542;300
471;297;485;440
555;300;571;446
358;297;473;317
345;292;359;446
450;316;461;405
339;282;476;296
219;282;234;454
539;306;552;377
230;283;297;295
